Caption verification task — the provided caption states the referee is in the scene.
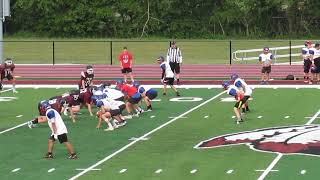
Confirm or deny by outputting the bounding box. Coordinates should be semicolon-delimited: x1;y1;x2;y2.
166;41;183;85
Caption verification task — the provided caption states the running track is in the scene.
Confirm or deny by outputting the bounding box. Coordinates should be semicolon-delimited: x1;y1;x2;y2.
13;64;307;85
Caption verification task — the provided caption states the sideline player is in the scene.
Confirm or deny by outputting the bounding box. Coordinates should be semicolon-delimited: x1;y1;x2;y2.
310;43;320;83
157;56;180;96
0;58;18;93
119;46;134;83
302;41;314;84
222;81;246;124
43;102;77;159
79;65;94;89
230;74;252;113
258;47;273;84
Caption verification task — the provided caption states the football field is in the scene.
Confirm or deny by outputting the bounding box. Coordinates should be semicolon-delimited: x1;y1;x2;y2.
1;86;320;180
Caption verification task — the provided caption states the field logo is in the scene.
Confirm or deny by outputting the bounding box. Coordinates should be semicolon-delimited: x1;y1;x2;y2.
194;125;320;156
0;96;18;102
170;97;202;102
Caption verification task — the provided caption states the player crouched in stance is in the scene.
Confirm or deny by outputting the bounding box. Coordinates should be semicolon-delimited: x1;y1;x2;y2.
0;58;18;93
95;98;127;131
133;81;158;111
222;81;247;124
64;90;81;123
42;102;77;159
79;65;94;89
157;56;180;96
230;74;252;114
28;96;67;128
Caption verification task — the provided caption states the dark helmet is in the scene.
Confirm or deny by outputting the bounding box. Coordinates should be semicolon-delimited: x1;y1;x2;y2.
222;81;230;90
157;56;165;62
230;73;239;81
86;65;94;74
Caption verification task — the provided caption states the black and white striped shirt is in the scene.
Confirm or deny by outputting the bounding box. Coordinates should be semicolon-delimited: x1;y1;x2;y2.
166;47;183;63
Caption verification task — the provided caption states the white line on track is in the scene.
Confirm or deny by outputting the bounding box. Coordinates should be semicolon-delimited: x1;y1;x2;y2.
257;109;320;180
155;169;163;174
48;168;55;173
11;168;20;172
76;168;101;171
68;91;226;180
190;169;197;174
119;169;127;173
226;169;234;174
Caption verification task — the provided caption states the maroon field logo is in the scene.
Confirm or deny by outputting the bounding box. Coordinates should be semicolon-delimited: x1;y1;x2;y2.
194;125;320;156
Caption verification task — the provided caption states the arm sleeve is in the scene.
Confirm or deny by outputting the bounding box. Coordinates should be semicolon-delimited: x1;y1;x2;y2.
235;81;242;88
309;50;315;55
47;110;55;122
302;49;308;55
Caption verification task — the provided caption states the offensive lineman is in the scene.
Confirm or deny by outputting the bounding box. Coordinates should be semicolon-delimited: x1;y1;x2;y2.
0;58;18;93
230;74;252;113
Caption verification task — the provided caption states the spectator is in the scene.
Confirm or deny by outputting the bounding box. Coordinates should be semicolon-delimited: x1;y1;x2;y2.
166;41;183;85
258;47;273;84
119;46;134;83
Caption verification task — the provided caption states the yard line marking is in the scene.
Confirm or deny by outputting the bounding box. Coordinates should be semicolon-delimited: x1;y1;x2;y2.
226;169;234;174
68;91;226;180
155;169;162;174
190;169;197;174
128;137;150;141
232;116;236;119
11;168;20;172
300;170;306;175
0;88;13;93
48;168;55;173
150;115;156;118
284;116;290;119
305;116;320;119
168;116;187;119
0;121;28;135
119;169;127;173
151;99;161;102
16;115;23;118
76;168;101;171
255;169;279;172
257;109;320;180
204;115;209;118
258;116;263;119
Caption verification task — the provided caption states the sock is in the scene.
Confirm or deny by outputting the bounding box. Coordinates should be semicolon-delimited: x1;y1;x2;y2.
32;118;39;124
246;105;250;111
13;84;16;90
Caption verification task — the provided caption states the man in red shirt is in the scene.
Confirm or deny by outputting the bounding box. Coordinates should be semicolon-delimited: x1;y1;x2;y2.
0;58;18;93
119;46;134;83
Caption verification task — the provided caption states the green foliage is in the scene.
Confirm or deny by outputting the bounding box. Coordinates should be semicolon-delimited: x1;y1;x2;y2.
6;0;320;38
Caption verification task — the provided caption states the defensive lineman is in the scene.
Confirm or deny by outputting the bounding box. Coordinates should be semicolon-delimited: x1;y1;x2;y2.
230;74;252;113
43;102;77;159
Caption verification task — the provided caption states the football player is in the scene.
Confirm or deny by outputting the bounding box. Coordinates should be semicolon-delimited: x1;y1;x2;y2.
222;81;246;124
43;102;77;159
79;87;94;116
79;65;94;89
133;81;158;111
302;41;314;84
230;74;252;113
64;90;81;123
0;58;18;93
157;56;180;96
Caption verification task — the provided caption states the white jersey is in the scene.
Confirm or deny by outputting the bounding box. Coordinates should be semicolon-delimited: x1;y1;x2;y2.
103;88;124;100
100;98;120;110
160;61;174;78
302;47;315;59
93;89;103;96
234;78;252;96
46;108;68;136
310;48;320;59
259;53;273;66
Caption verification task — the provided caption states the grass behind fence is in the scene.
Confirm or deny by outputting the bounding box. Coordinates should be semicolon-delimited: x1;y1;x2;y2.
2;39;309;65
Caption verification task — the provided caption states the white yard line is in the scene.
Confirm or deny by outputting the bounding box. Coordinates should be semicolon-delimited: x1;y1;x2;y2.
11;168;21;172
48;168;55;173
75;168;101;171
0;122;28;135
68;91;226;180
0;88;13;93
257;109;320;180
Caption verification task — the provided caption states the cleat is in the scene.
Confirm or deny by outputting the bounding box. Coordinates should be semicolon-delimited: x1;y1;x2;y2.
146;109;152;112
67;154;78;160
162;92;166;96
133;113;139;118
176;92;181;97
123;115;132;119
63;108;68;116
104;127;114;131
118;120;127;127
27;121;34;129
44;153;53;159
13;90;18;93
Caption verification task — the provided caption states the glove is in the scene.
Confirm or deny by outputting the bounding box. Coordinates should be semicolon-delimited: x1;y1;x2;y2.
53;134;58;140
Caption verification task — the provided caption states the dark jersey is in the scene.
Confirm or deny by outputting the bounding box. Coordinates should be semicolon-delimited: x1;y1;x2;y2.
79;71;94;89
79;88;93;104
0;63;15;80
48;96;63;113
66;91;81;107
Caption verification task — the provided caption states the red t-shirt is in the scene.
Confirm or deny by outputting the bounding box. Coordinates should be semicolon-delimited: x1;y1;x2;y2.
120;84;137;97
119;50;133;68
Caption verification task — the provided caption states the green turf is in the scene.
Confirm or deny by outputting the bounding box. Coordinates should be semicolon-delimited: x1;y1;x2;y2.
1;88;320;180
1;39;306;65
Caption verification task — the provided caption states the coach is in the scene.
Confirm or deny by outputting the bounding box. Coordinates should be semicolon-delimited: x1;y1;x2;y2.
119;46;134;83
166;41;183;85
